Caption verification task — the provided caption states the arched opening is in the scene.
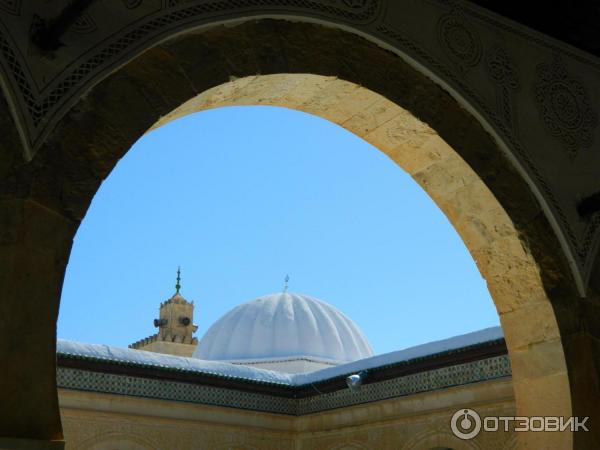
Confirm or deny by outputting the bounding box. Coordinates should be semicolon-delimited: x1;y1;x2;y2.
59;104;500;354
0;19;582;449
142;73;570;449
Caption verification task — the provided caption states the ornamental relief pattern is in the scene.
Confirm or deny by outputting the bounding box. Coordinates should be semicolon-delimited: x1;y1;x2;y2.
375;5;600;292
62;413;292;450
0;0;598;292
69;14;98;35
485;44;519;134
62;407;514;450
436;11;482;73
396;410;514;450
163;0;376;15
534;56;598;159
0;0;380;158
399;429;481;450
0;0;20;15
123;0;143;8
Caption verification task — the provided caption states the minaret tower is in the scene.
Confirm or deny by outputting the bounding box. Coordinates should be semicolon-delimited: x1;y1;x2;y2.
129;268;198;357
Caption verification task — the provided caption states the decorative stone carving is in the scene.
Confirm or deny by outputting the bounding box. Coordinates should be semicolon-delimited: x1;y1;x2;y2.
0;0;21;15
436;11;482;73
0;0;380;159
0;0;597;295
534;56;598;159
485;44;519;133
69;14;98;34
485;45;519;90
342;0;369;8
123;0;143;8
378;17;600;292
162;0;377;15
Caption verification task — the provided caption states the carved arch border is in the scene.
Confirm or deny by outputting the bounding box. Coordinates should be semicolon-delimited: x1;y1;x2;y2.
0;0;597;295
0;0;384;157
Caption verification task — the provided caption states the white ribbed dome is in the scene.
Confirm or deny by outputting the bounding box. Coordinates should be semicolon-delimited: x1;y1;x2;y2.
193;292;373;364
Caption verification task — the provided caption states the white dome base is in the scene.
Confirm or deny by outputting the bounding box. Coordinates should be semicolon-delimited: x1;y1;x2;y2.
227;356;339;374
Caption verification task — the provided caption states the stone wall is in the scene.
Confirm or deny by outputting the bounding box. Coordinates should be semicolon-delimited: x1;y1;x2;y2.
60;379;515;450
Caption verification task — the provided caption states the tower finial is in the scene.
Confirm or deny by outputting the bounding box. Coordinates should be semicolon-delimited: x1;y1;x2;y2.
283;274;289;293
175;266;181;294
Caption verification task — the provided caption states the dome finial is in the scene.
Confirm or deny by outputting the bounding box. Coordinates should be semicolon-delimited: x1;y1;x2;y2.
283;274;289;293
175;266;181;294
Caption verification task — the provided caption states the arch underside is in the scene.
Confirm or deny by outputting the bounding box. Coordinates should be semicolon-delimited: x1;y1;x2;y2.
0;14;598;450
0;1;597;296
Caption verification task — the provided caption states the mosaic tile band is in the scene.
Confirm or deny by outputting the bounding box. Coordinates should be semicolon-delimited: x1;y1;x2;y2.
57;355;511;415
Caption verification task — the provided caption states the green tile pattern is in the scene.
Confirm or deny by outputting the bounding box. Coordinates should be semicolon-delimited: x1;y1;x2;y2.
57;355;511;415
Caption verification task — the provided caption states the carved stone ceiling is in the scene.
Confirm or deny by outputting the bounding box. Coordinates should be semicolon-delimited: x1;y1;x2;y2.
0;0;598;295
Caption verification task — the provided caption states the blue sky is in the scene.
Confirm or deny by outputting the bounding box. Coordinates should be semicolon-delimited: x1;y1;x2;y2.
58;105;499;355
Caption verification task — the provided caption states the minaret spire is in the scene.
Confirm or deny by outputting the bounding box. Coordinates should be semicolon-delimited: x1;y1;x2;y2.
175;266;181;294
283;274;289;293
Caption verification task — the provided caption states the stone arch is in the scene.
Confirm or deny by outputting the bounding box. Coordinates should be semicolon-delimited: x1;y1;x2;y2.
146;72;571;449
0;18;589;449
